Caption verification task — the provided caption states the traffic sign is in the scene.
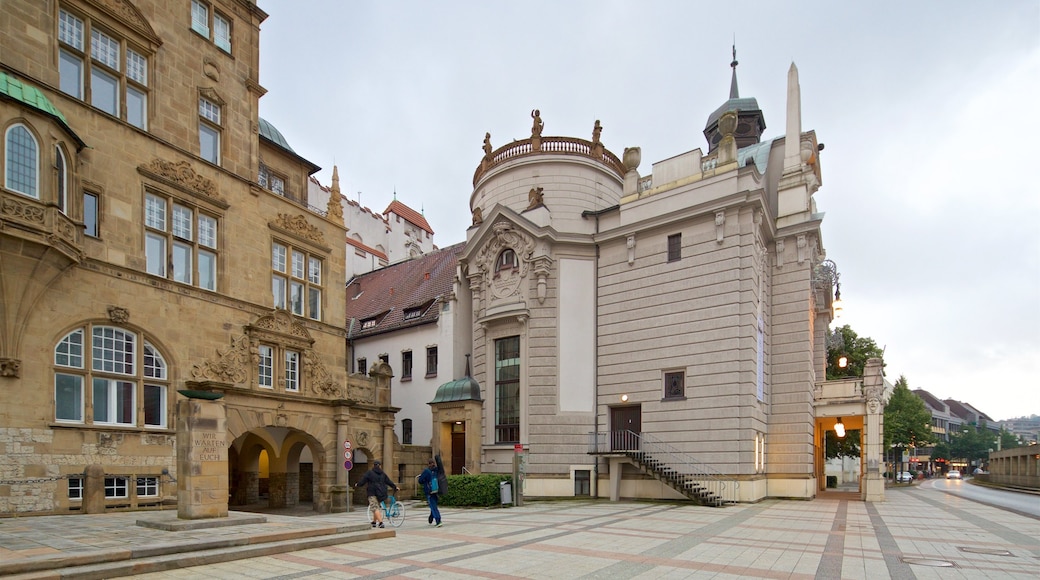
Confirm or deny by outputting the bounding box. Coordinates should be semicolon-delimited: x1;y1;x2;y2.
343;450;352;460
514;444;523;452
343;440;351;450
343;460;353;470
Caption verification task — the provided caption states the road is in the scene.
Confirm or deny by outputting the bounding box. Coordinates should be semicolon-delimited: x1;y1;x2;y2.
920;476;1040;517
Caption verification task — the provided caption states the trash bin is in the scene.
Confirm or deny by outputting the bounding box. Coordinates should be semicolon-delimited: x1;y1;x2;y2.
500;480;512;505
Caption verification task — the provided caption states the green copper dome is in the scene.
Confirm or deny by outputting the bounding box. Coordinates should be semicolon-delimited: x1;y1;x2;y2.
430;376;482;404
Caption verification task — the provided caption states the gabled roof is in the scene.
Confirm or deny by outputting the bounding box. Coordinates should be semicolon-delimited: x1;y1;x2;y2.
384;200;434;234
912;389;948;413
944;399;994;425
346;242;464;338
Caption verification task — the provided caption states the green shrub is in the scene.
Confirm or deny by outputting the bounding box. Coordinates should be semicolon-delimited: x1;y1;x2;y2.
439;474;513;507
826;475;837;488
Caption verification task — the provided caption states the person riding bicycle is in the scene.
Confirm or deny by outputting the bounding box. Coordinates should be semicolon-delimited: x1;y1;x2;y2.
355;460;399;528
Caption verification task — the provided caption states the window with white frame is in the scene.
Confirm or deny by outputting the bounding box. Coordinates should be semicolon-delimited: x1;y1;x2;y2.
68;477;83;500
83;190;100;238
271;242;323;320
56;145;69;214
190;1;232;54
58;8;148;129
257;344;273;388
54;324;169;428
258;164;286;196
144;192;218;290
104;476;128;498
285;350;300;392
5;124;38;198
198;96;221;164
255;343;304;393
136;476;159;497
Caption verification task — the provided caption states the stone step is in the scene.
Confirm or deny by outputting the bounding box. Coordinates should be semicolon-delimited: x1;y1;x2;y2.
1;524;393;580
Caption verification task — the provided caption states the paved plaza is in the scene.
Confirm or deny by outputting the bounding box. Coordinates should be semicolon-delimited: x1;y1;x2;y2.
1;486;1038;579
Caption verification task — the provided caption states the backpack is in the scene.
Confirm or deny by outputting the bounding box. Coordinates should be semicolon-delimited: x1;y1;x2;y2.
429;474;439;494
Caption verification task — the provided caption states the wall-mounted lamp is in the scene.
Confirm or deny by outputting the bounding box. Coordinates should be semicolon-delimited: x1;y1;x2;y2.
621;394;629;403
835;418;846;438
838;356;848;368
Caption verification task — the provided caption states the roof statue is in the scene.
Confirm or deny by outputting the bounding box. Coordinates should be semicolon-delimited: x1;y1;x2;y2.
530;109;544;138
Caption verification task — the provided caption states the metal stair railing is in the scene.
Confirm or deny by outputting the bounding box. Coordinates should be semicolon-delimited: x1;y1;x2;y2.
588;430;739;506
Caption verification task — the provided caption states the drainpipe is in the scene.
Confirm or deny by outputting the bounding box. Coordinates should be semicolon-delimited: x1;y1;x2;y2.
582;205;618;498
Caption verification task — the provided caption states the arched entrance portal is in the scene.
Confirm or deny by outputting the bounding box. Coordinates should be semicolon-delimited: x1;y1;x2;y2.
229;427;324;511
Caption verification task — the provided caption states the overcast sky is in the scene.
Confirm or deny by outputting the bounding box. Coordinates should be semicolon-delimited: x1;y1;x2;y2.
256;1;1039;422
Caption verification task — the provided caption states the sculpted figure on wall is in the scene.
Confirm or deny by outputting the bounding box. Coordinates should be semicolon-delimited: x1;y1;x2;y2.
471;206;483;227
527;187;544;210
531;109;543;138
483;132;493;159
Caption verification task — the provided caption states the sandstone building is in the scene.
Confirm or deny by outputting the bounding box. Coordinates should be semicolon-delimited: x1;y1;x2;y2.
0;0;393;515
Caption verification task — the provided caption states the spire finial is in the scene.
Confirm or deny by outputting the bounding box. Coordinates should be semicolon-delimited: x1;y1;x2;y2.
729;43;740;99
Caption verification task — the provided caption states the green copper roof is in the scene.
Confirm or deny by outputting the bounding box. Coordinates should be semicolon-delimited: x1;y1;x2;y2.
0;71;85;149
258;117;296;153
430;376;482;404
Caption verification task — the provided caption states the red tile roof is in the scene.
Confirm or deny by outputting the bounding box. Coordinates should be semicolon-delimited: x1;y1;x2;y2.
346;242;464;338
384;200;433;234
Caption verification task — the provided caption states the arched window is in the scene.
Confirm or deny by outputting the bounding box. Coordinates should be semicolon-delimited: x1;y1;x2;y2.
5;124;39;198
56;145;69;214
54;324;169;428
495;248;518;273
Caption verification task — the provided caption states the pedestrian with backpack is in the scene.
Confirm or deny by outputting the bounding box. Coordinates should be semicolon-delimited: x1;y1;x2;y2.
418;457;443;527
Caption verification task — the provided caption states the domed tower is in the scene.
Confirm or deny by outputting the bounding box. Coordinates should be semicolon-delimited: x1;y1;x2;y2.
703;47;766;152
460;112;625;480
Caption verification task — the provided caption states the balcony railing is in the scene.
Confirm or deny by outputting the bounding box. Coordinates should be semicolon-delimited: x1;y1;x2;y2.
473;136;625;186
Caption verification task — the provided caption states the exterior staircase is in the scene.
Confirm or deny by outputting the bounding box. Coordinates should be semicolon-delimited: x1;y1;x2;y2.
589;430;738;507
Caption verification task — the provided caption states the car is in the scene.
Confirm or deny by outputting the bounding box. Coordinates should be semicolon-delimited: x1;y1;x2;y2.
896;471;914;483
946;470;962;480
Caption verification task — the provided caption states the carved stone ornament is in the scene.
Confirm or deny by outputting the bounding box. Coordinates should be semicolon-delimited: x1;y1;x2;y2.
302;349;341;398
797;234;807;264
191;335;252;384
776;239;785;268
140;159;220;201
86;0;158;41
1;195;46;225
471;206;483;226
532;255;553;304
0;358;21;378
715;211;726;244
627;234;636;265
270;213;328;248
250;309;314;343
107;306;130;324
474;221;536;300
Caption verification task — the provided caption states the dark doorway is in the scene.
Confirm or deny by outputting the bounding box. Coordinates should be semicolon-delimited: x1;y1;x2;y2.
610;405;641;451
451;423;466;474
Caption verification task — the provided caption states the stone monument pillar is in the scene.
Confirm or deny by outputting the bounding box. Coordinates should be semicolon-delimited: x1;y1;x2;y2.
176;393;229;519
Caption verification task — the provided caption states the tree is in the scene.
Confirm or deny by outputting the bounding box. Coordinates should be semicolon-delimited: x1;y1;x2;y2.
950;425;997;468
883;375;935;476
826;325;885;379
998;428;1021;451
930;441;951;463
825;429;861;459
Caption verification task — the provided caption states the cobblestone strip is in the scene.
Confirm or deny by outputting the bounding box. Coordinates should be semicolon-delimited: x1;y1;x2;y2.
865;501;916;580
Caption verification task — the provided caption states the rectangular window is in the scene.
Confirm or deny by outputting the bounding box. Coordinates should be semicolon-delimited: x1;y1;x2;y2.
143;384;166;427
426;346;438;377
84;192;99;237
136;476;159;497
667;233;681;262
402;419;413;445
55;373;84;422
285;350;300;392
357;358;367;376
191;1;232;54
664;371;685;400
401;350;413;379
213;13;231;53
258;345;273;388
93;378;135;425
495;336;520;444
104;476;128;499
68;477;83;500
144;192;218;290
272;242;323;320
190;0;210;36
58;9;149;127
258;165;287;196
199;97;221;164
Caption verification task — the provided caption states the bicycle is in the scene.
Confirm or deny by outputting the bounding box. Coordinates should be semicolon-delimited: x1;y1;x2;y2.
366;494;405;528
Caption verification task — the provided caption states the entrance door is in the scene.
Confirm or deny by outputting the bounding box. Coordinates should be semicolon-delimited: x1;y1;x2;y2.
451;427;465;475
610;405;641;451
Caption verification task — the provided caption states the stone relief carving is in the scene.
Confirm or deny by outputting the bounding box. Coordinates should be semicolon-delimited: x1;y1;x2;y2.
776;239;785;268
797;234;807;264
715;211;726;244
107;306;129;324
1;196;46;225
303;349;341;398
474;222;536;301
270;213;328;248
0;358;21;378
140;159;220;200
251;309;313;341
532;256;553;304
626;234;636;265
87;0;154;38
191;335;252;384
